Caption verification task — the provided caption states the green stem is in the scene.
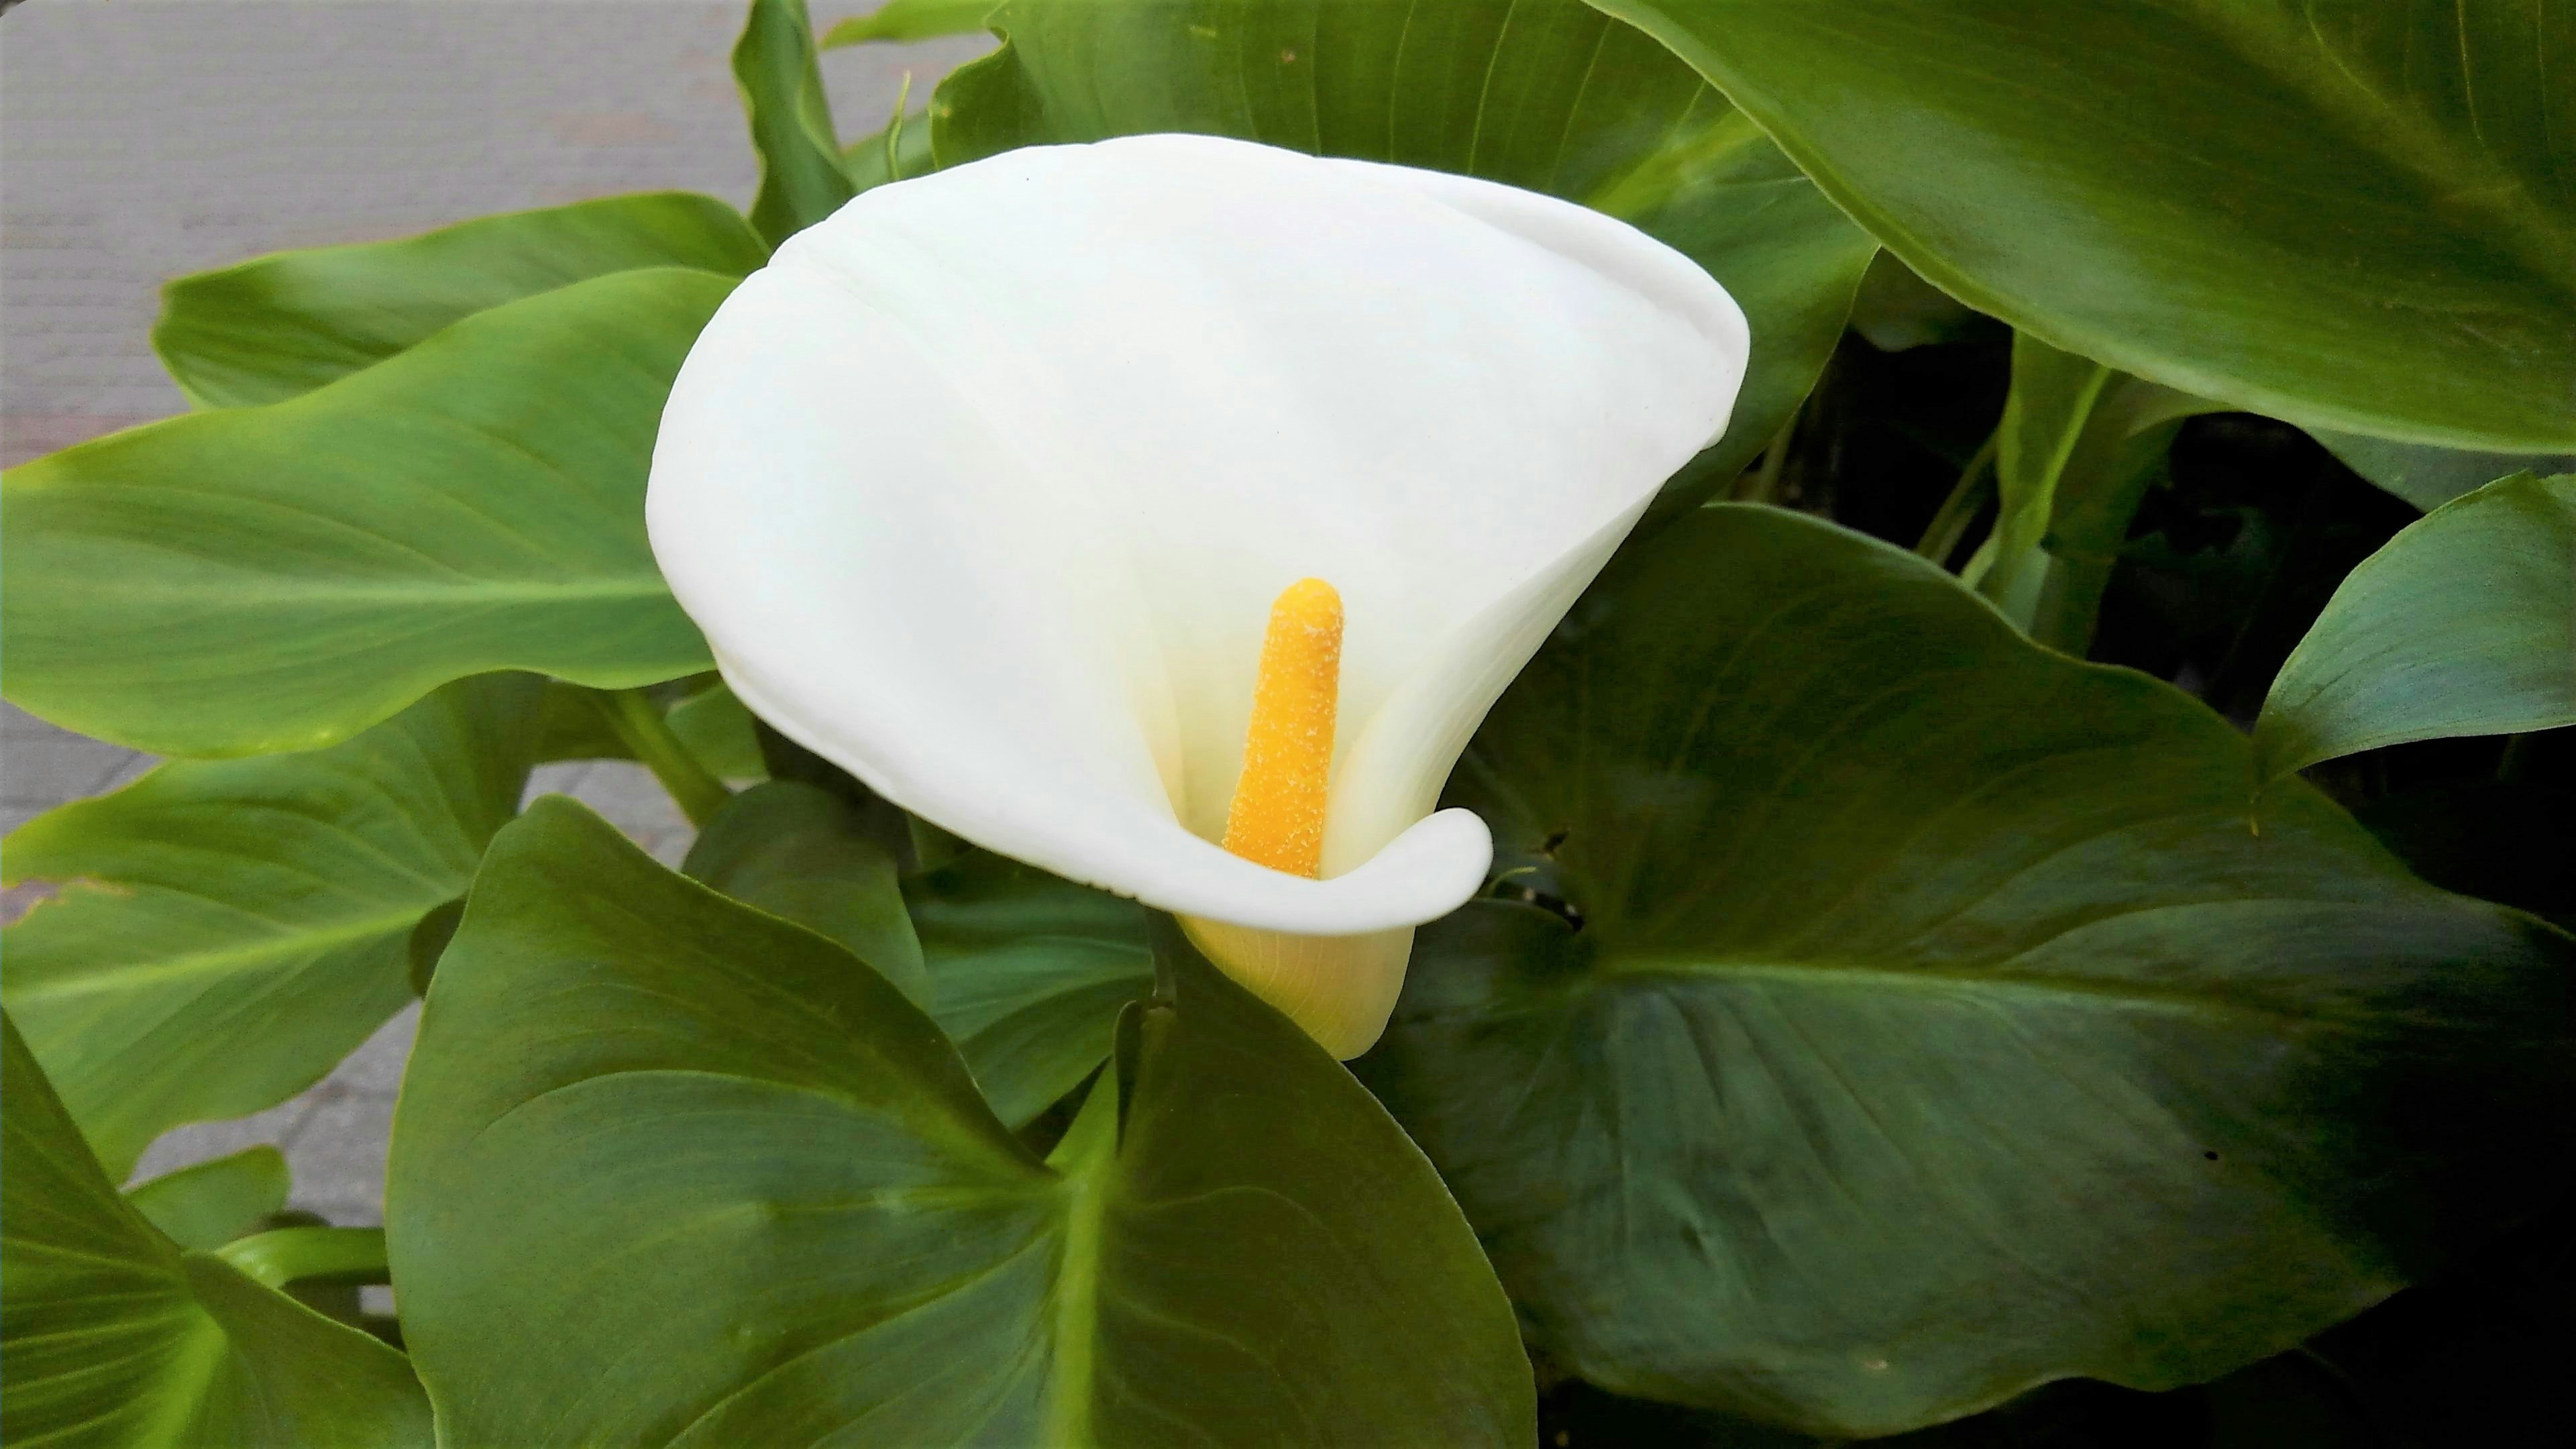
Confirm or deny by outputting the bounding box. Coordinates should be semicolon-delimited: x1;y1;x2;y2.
596;688;731;828
1737;402;1803;504
2496;733;2533;782
883;69;914;182
214;1226;389;1289
1916;430;1998;565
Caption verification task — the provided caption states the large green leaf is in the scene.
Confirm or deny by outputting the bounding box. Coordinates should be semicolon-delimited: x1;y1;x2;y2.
2310;429;2576;512
1592;1;2576;449
1970;333;2216;653
1;1015;433;1448
125;1148;292;1252
682;780;930;1004
390;798;1530;1444
908;849;1155;1127
1;268;725;757
1355;505;2576;1436
934;0;1876;504
1;674;541;1179
2255;472;2576;780
154;193;767;409
736;0;858;245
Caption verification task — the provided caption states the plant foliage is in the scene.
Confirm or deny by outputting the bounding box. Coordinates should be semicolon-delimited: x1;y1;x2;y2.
2;1;2569;1444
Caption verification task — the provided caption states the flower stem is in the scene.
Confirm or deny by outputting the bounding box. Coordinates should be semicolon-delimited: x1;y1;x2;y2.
1916;429;1998;566
1737;402;1803;504
215;1226;388;1289
596;688;731;828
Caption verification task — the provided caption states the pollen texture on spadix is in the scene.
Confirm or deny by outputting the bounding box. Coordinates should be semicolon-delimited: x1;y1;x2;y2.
1221;578;1343;878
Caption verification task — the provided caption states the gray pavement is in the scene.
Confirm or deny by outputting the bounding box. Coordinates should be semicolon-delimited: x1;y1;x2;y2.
1;0;989;1222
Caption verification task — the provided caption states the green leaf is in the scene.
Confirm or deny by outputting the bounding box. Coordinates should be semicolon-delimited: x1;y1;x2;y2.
390;798;1531;1445
667;680;769;780
1847;250;1984;353
933;0;1876;506
1;268;726;757
215;1226;390;1292
2310;429;2576;512
682;780;930;1005
1356;504;2576;1436
736;0;858;246
1970;333;2217;653
1;674;541;1179
126;1148;291;1252
2254;472;2576;781
1591;0;2576;450
154;193;767;409
1;1015;433;1448
907;849;1154;1127
535;682;634;763
823;0;997;47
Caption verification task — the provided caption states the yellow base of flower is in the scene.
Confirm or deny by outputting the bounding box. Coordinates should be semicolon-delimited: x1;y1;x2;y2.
1179;916;1416;1060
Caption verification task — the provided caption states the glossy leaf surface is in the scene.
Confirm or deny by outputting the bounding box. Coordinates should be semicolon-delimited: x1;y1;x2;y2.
934;0;1875;504
125;1148;292;1252
735;0;857;245
2;675;541;1178
682;780;930;1004
390;799;1531;1446
908;849;1154;1126
2;268;726;757
2255;472;2576;780
1594;0;2576;448
1;1016;432;1449
154;193;765;408
1358;505;2576;1435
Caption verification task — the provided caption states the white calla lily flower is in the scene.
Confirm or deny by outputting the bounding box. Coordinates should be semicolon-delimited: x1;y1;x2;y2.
647;134;1747;1057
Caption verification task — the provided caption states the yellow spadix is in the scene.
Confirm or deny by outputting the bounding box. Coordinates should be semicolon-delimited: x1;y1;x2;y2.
1222;578;1344;877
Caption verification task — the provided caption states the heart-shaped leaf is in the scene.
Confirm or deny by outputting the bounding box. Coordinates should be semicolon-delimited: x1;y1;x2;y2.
1357;504;2576;1436
2255;471;2576;780
1;674;541;1178
390;798;1530;1444
1593;0;2576;449
933;0;1876;504
1;1015;433;1448
155;193;766;409
2;269;726;757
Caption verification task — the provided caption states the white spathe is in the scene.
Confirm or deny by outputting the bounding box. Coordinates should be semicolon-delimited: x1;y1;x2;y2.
648;133;1747;1057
